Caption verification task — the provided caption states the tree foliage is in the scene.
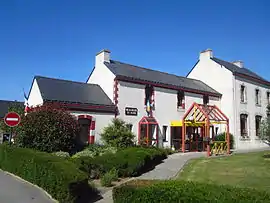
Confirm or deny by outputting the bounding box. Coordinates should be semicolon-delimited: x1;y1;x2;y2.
259;104;270;144
100;118;135;148
15;103;80;153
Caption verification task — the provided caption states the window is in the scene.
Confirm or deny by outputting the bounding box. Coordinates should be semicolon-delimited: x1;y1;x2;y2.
267;92;270;105
203;95;209;105
162;125;168;142
255;115;262;137
126;124;133;132
240;114;248;138
177;90;185;108
240;85;246;103
255;89;261;105
145;85;154;115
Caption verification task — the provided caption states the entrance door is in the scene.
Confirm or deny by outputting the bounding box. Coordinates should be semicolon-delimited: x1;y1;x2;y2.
78;118;91;146
171;126;182;150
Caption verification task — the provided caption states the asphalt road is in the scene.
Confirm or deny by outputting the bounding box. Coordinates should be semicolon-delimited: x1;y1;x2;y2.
0;170;55;203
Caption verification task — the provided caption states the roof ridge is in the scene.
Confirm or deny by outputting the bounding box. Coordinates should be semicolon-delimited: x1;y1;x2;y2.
35;75;100;87
112;60;204;83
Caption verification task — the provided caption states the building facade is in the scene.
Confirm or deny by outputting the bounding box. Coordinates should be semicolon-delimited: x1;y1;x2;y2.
27;76;116;144
88;50;223;149
187;49;270;149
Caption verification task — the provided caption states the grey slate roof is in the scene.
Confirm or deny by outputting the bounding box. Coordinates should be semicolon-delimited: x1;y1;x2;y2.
0;100;24;118
35;76;114;106
211;57;269;84
104;60;221;96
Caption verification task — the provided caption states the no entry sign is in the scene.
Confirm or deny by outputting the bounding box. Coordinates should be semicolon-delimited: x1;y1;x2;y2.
4;112;21;127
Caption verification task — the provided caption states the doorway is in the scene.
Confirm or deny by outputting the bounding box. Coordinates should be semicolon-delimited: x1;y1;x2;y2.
78;118;91;146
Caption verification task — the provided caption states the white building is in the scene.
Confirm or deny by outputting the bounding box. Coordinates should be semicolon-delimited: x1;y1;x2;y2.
27;76;116;145
88;49;224;150
187;49;270;150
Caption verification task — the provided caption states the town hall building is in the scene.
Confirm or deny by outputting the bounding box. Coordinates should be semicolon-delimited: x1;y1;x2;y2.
25;48;270;151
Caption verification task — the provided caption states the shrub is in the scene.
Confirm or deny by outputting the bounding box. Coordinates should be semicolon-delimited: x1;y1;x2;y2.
100;168;118;187
53;151;70;158
15;103;80;153
72;149;96;159
100;118;135;148
214;132;234;149
113;180;270;203
76;147;167;179
0;144;100;203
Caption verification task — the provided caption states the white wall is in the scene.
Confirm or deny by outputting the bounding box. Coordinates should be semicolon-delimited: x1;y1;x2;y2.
234;75;269;149
188;58;234;134
27;79;44;107
71;111;115;144
117;81;221;148
87;59;115;102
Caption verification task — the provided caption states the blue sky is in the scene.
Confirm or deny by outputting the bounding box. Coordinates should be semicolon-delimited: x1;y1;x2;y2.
0;0;269;101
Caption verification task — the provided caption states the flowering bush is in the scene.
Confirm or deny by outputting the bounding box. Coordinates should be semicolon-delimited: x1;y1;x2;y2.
15;103;80;153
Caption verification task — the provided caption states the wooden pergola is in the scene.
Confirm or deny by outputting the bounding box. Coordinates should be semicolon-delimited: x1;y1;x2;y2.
182;102;230;154
138;116;159;147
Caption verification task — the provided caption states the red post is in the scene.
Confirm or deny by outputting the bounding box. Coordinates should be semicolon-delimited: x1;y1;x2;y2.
182;121;185;153
207;144;211;157
146;124;149;146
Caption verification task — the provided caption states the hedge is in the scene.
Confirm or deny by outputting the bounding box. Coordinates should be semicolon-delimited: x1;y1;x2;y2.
0;144;100;203
113;180;270;203
75;146;168;179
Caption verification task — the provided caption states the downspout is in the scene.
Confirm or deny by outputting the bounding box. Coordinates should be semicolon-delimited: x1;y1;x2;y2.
233;73;238;149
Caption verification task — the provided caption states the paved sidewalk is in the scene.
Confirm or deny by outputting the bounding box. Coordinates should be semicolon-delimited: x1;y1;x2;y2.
137;152;206;180
0;170;55;203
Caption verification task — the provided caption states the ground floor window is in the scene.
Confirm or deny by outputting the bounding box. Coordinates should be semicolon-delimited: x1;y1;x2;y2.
162;125;168;142
240;114;248;138
255;115;262;137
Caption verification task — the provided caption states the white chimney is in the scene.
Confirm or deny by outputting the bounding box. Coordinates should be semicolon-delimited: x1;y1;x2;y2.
95;49;111;64
232;60;244;68
199;49;213;60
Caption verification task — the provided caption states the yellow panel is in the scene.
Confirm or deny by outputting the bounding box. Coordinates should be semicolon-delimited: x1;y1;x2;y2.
170;120;182;126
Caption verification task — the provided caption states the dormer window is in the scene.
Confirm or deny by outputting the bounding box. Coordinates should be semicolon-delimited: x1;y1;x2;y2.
240;85;247;103
255;88;261;106
177;90;185;109
203;95;209;105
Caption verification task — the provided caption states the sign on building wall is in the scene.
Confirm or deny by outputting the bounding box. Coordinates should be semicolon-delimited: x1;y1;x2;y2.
125;107;138;116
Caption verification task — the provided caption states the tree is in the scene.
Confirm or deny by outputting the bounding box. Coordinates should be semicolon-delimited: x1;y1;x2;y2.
15;103;80;153
259;104;270;144
0;103;24;136
100;118;135;148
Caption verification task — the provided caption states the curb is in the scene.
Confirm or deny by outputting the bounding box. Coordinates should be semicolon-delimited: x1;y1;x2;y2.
0;169;58;203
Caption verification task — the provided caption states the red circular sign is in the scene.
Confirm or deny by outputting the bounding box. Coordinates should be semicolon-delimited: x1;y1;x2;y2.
4;112;21;127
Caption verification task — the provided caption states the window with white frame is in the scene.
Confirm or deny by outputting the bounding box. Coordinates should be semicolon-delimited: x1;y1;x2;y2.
126;124;133;132
255;88;261;105
162;125;168;142
203;95;209;105
240;85;247;103
240;113;248;138
177;90;185;109
255;115;262;137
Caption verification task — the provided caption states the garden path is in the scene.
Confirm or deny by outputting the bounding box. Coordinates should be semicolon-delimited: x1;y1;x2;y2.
0;170;55;203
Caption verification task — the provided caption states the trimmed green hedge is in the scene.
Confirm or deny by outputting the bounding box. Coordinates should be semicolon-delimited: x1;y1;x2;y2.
75;146;168;179
113;180;270;203
0;144;100;203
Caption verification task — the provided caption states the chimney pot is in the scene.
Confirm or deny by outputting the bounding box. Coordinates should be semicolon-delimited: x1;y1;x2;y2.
199;49;213;60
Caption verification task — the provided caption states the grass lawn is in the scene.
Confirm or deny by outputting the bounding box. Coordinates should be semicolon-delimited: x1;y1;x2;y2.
178;151;270;192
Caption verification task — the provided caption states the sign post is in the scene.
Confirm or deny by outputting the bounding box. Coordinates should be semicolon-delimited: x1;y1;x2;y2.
4;112;21;144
